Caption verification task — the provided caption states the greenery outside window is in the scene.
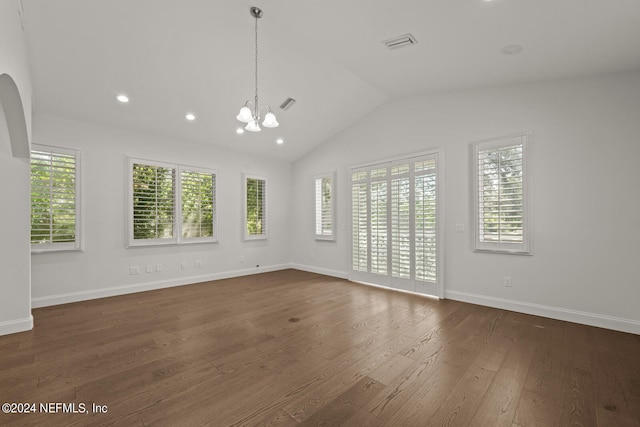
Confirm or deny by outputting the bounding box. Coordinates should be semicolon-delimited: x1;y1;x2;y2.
244;174;267;240
128;158;217;247
473;134;531;254
30;144;81;253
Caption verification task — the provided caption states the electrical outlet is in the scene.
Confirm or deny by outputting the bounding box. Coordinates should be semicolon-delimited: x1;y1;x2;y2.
194;260;202;268
181;261;187;270
146;265;153;273
455;223;465;233
129;266;140;275
156;264;163;272
504;276;512;287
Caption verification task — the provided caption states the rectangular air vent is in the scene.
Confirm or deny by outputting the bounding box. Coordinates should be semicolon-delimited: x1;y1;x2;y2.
383;33;418;50
280;98;296;110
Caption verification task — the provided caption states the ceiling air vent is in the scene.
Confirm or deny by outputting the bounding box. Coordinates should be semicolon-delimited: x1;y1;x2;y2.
280;98;296;111
383;33;418;50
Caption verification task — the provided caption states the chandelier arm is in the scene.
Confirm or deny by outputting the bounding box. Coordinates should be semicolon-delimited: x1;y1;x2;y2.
257;104;272;116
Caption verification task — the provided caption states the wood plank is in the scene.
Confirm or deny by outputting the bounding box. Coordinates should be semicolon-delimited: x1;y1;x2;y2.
298;376;385;426
0;269;636;427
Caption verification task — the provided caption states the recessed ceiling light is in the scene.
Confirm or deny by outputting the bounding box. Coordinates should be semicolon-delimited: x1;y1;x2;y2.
236;128;245;134
185;113;196;121
116;94;129;103
276;138;284;145
501;45;523;55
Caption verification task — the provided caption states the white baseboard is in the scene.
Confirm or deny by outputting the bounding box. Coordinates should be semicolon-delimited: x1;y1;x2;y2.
29;263;640;336
31;264;291;308
289;263;348;280
445;290;640;335
0;315;33;335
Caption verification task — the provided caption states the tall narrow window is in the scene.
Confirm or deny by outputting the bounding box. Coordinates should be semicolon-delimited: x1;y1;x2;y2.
131;161;176;244
128;158;217;246
350;152;441;297
181;168;216;241
315;172;335;240
244;175;267;240
351;171;368;272
473;134;530;254
30;145;81;252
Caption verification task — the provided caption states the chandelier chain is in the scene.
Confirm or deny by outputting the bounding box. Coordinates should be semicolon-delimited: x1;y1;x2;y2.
254;13;259;112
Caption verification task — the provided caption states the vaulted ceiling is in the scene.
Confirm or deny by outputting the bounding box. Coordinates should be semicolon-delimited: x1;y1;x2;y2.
22;0;640;161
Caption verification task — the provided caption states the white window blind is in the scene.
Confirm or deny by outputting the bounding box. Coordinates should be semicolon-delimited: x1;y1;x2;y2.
245;175;267;240
181;169;216;241
473;134;530;254
131;162;176;243
351;152;440;297
128;158;217;246
351;171;368;272
370;167;388;276
414;159;437;282
315;172;335;240
30;145;81;252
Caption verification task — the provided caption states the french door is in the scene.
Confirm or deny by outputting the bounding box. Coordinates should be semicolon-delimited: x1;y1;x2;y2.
350;152;442;297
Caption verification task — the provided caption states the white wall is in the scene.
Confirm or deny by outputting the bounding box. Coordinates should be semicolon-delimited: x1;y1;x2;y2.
291;71;640;334
0;0;33;335
0;103;32;334
31;114;292;306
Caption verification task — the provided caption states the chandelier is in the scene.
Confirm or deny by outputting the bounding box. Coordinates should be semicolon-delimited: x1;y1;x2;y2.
236;6;279;132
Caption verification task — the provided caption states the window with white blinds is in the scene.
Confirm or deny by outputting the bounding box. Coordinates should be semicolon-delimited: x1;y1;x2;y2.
244;175;267;240
350;152;441;297
181;168;216;241
128;158;217;246
30;145;81;252
315;172;335;240
473;134;530;254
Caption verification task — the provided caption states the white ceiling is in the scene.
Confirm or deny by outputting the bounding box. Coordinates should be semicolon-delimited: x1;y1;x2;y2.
22;0;640;161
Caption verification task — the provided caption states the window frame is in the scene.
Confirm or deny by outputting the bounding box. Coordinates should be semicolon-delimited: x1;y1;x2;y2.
30;144;82;254
349;149;443;298
243;174;267;241
315;171;336;241
179;165;218;244
472;133;531;255
127;157;218;247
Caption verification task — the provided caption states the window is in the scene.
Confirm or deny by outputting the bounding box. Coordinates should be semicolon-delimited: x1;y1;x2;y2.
128;158;217;246
473;134;530;254
350;152;441;297
315;172;335;240
181;168;216;241
244;175;267;240
30;145;81;252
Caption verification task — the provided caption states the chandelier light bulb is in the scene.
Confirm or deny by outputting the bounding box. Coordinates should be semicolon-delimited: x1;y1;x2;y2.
245;120;261;132
262;112;279;128
236;106;253;123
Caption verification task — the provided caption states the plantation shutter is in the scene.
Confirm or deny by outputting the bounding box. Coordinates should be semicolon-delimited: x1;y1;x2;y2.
474;135;530;253
370;167;388;276
131;162;176;243
315;174;335;240
245;176;267;239
350;153;440;297
30;146;80;251
181;169;216;240
351;171;368;272
391;163;411;280
414;159;437;284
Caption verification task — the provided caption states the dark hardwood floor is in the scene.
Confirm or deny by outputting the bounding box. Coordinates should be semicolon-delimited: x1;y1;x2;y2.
0;269;639;426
